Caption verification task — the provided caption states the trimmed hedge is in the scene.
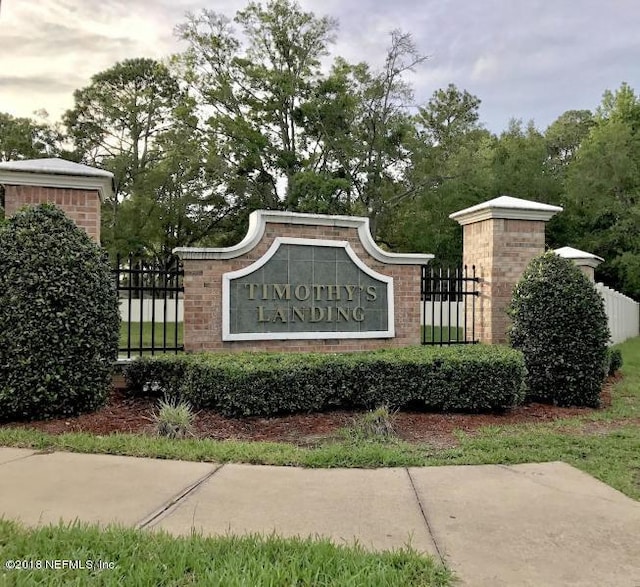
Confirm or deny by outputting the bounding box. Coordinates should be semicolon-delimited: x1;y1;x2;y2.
124;345;526;417
509;251;610;407
0;204;120;421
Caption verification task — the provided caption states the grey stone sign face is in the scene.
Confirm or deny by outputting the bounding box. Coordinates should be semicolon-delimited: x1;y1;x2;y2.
222;238;394;340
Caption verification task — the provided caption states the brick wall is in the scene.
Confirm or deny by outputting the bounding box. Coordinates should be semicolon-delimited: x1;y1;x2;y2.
463;218;546;344
4;185;101;243
182;222;422;353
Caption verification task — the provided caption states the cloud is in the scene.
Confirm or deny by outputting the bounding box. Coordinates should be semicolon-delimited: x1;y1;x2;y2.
1;0;639;134
3;24;137;56
471;55;501;83
0;74;81;93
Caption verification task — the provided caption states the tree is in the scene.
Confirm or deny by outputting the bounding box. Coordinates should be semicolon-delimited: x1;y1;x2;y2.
545;109;594;173
596;82;640;127
563;84;640;297
113;122;234;262
565;120;640;295
175;0;338;214
491;119;562;202
64;58;204;262
509;252;609;407
65;58;181;195
0;112;62;162
176;3;428;239
542;110;596;248
0;204;119;421
382;85;491;262
319;32;427;236
415;84;481;154
0;112;64;219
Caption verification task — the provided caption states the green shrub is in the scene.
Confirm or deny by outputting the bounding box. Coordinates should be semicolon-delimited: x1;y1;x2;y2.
123;353;195;398
0;204;120;420
509;251;610;407
606;347;624;376
124;345;526;417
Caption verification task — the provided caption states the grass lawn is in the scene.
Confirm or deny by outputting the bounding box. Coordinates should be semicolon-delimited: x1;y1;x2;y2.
119;322;183;354
421;325;466;344
0;519;451;586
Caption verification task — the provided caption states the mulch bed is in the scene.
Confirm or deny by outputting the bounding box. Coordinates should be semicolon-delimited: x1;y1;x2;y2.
1;374;623;448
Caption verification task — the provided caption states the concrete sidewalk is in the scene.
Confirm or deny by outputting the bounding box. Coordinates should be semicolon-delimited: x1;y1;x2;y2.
1;448;638;586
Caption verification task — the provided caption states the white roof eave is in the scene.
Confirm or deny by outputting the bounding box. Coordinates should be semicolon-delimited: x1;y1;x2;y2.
0;158;114;201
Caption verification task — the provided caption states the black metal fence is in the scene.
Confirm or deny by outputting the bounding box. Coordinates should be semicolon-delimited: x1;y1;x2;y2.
420;265;479;346
112;255;184;357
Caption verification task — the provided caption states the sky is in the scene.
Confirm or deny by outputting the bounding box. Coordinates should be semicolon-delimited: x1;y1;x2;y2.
1;0;639;134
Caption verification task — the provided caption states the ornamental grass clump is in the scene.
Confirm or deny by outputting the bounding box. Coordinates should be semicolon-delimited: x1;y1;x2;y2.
344;405;397;442
151;396;195;439
509;251;610;407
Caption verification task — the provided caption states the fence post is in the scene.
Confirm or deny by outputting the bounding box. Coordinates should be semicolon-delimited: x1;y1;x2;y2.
450;196;562;345
554;246;603;281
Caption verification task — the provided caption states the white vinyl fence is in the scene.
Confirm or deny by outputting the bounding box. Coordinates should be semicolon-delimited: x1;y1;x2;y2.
420;301;466;327
596;283;639;344
119;299;184;323
419;285;639;345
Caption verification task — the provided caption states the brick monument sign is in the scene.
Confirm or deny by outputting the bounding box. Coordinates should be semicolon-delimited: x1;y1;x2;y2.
174;211;432;352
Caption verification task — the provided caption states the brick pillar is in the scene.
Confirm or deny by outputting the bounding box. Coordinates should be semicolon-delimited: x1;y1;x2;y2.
450;196;562;344
0;158;113;244
554;246;603;282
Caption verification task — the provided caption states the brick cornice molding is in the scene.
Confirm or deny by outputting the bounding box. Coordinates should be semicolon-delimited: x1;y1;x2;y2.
174;210;433;265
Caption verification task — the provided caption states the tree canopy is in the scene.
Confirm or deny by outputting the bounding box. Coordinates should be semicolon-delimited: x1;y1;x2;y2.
0;112;62;162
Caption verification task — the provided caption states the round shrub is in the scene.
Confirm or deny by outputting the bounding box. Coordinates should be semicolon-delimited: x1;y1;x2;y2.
509;251;610;407
0;204;120;421
606;347;623;376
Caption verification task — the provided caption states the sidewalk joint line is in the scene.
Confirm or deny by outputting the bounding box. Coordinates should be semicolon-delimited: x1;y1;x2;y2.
136;464;224;530
405;468;446;565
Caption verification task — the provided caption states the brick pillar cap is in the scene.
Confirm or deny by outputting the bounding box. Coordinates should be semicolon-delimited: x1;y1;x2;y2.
554;246;604;268
450;195;562;225
0;157;114;201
